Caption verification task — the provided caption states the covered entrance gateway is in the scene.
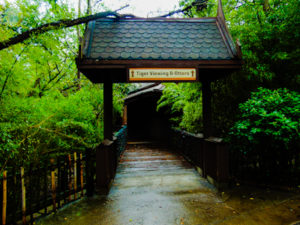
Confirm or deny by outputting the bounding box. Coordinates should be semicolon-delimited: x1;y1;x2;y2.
76;0;242;190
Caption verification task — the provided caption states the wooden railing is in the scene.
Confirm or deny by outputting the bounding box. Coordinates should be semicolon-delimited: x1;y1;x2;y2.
96;125;128;191
0;151;91;225
0;125;127;225
168;129;229;188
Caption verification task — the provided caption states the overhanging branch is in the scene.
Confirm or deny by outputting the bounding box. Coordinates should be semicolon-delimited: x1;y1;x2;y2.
160;0;207;18
0;5;130;51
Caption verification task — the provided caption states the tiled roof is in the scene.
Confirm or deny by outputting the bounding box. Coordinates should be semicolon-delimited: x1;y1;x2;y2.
82;18;238;61
124;84;164;103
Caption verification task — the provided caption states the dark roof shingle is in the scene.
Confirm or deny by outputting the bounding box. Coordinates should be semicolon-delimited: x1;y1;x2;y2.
82;18;238;61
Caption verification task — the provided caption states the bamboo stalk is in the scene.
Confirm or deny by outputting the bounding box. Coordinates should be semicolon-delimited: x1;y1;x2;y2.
80;153;84;197
50;158;56;212
2;170;7;225
21;167;26;225
68;154;72;202
73;153;77;200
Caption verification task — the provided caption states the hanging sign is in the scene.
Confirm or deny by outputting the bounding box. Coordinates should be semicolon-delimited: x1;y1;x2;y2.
128;68;197;82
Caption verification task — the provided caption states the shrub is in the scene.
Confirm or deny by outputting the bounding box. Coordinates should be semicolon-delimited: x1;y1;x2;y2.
0;85;125;168
228;87;300;181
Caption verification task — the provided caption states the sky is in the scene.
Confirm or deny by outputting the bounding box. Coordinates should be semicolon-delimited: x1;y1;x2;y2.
0;0;181;18
100;0;180;17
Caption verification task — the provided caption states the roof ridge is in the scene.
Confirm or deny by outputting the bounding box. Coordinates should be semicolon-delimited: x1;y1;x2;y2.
95;17;217;23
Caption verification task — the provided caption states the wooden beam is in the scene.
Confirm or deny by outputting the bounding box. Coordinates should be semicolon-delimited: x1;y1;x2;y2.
202;80;212;138
217;0;226;23
122;105;128;125
104;82;113;140
77;59;243;67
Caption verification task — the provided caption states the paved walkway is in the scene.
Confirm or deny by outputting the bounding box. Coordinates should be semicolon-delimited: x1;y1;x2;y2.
38;144;300;225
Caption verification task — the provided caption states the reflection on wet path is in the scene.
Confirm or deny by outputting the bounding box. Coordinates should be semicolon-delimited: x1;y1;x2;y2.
37;144;300;225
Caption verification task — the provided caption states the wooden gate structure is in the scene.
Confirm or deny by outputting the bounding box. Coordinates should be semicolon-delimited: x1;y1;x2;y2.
76;0;242;190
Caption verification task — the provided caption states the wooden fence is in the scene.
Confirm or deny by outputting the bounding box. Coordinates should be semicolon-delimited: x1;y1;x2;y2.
169;129;229;188
0;125;128;225
169;128;300;187
0;151;95;225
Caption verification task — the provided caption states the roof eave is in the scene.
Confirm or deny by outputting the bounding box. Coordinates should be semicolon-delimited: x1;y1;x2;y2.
76;58;243;69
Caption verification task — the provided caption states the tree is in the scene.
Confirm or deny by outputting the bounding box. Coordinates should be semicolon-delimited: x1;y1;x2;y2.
0;9;128;51
0;0;129;169
159;0;300;135
0;0;210;51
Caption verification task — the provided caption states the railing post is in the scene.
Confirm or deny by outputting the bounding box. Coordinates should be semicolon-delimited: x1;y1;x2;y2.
50;158;56;212
2;170;7;225
29;165;34;224
80;153;84;197
68;154;72;202
73;153;77;200
57;157;61;209
204;137;229;188
43;164;48;215
86;149;94;197
21;167;26;225
96;140;114;193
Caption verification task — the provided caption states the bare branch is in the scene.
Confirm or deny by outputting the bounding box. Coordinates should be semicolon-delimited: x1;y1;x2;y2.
0;47;28;99
160;0;207;18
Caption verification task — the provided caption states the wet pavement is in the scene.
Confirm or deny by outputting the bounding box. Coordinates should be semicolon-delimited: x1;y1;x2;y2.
37;144;300;225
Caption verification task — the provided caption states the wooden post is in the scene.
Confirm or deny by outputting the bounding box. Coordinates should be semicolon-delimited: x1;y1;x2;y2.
86;150;94;197
11;168;17;224
50;158;56;212
122;105;127;125
96;140;114;191
202;80;212;138
80;153;84;197
28;166;33;224
21;167;26;225
2;170;7;225
104;81;113;140
43;165;47;215
57;157;61;209
63;157;68;204
73;153;77;200
68;154;72;202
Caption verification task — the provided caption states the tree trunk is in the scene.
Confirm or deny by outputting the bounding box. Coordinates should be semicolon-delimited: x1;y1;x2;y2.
263;0;270;12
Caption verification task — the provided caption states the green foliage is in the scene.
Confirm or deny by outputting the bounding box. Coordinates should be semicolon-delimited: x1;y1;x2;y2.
227;87;300;154
158;83;203;133
0;84;126;168
0;1;128;169
179;0;300;88
163;0;300;136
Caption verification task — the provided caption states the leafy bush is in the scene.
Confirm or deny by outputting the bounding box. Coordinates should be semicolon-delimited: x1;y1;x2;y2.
0;84;125;168
157;83;203;133
228;87;300;180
